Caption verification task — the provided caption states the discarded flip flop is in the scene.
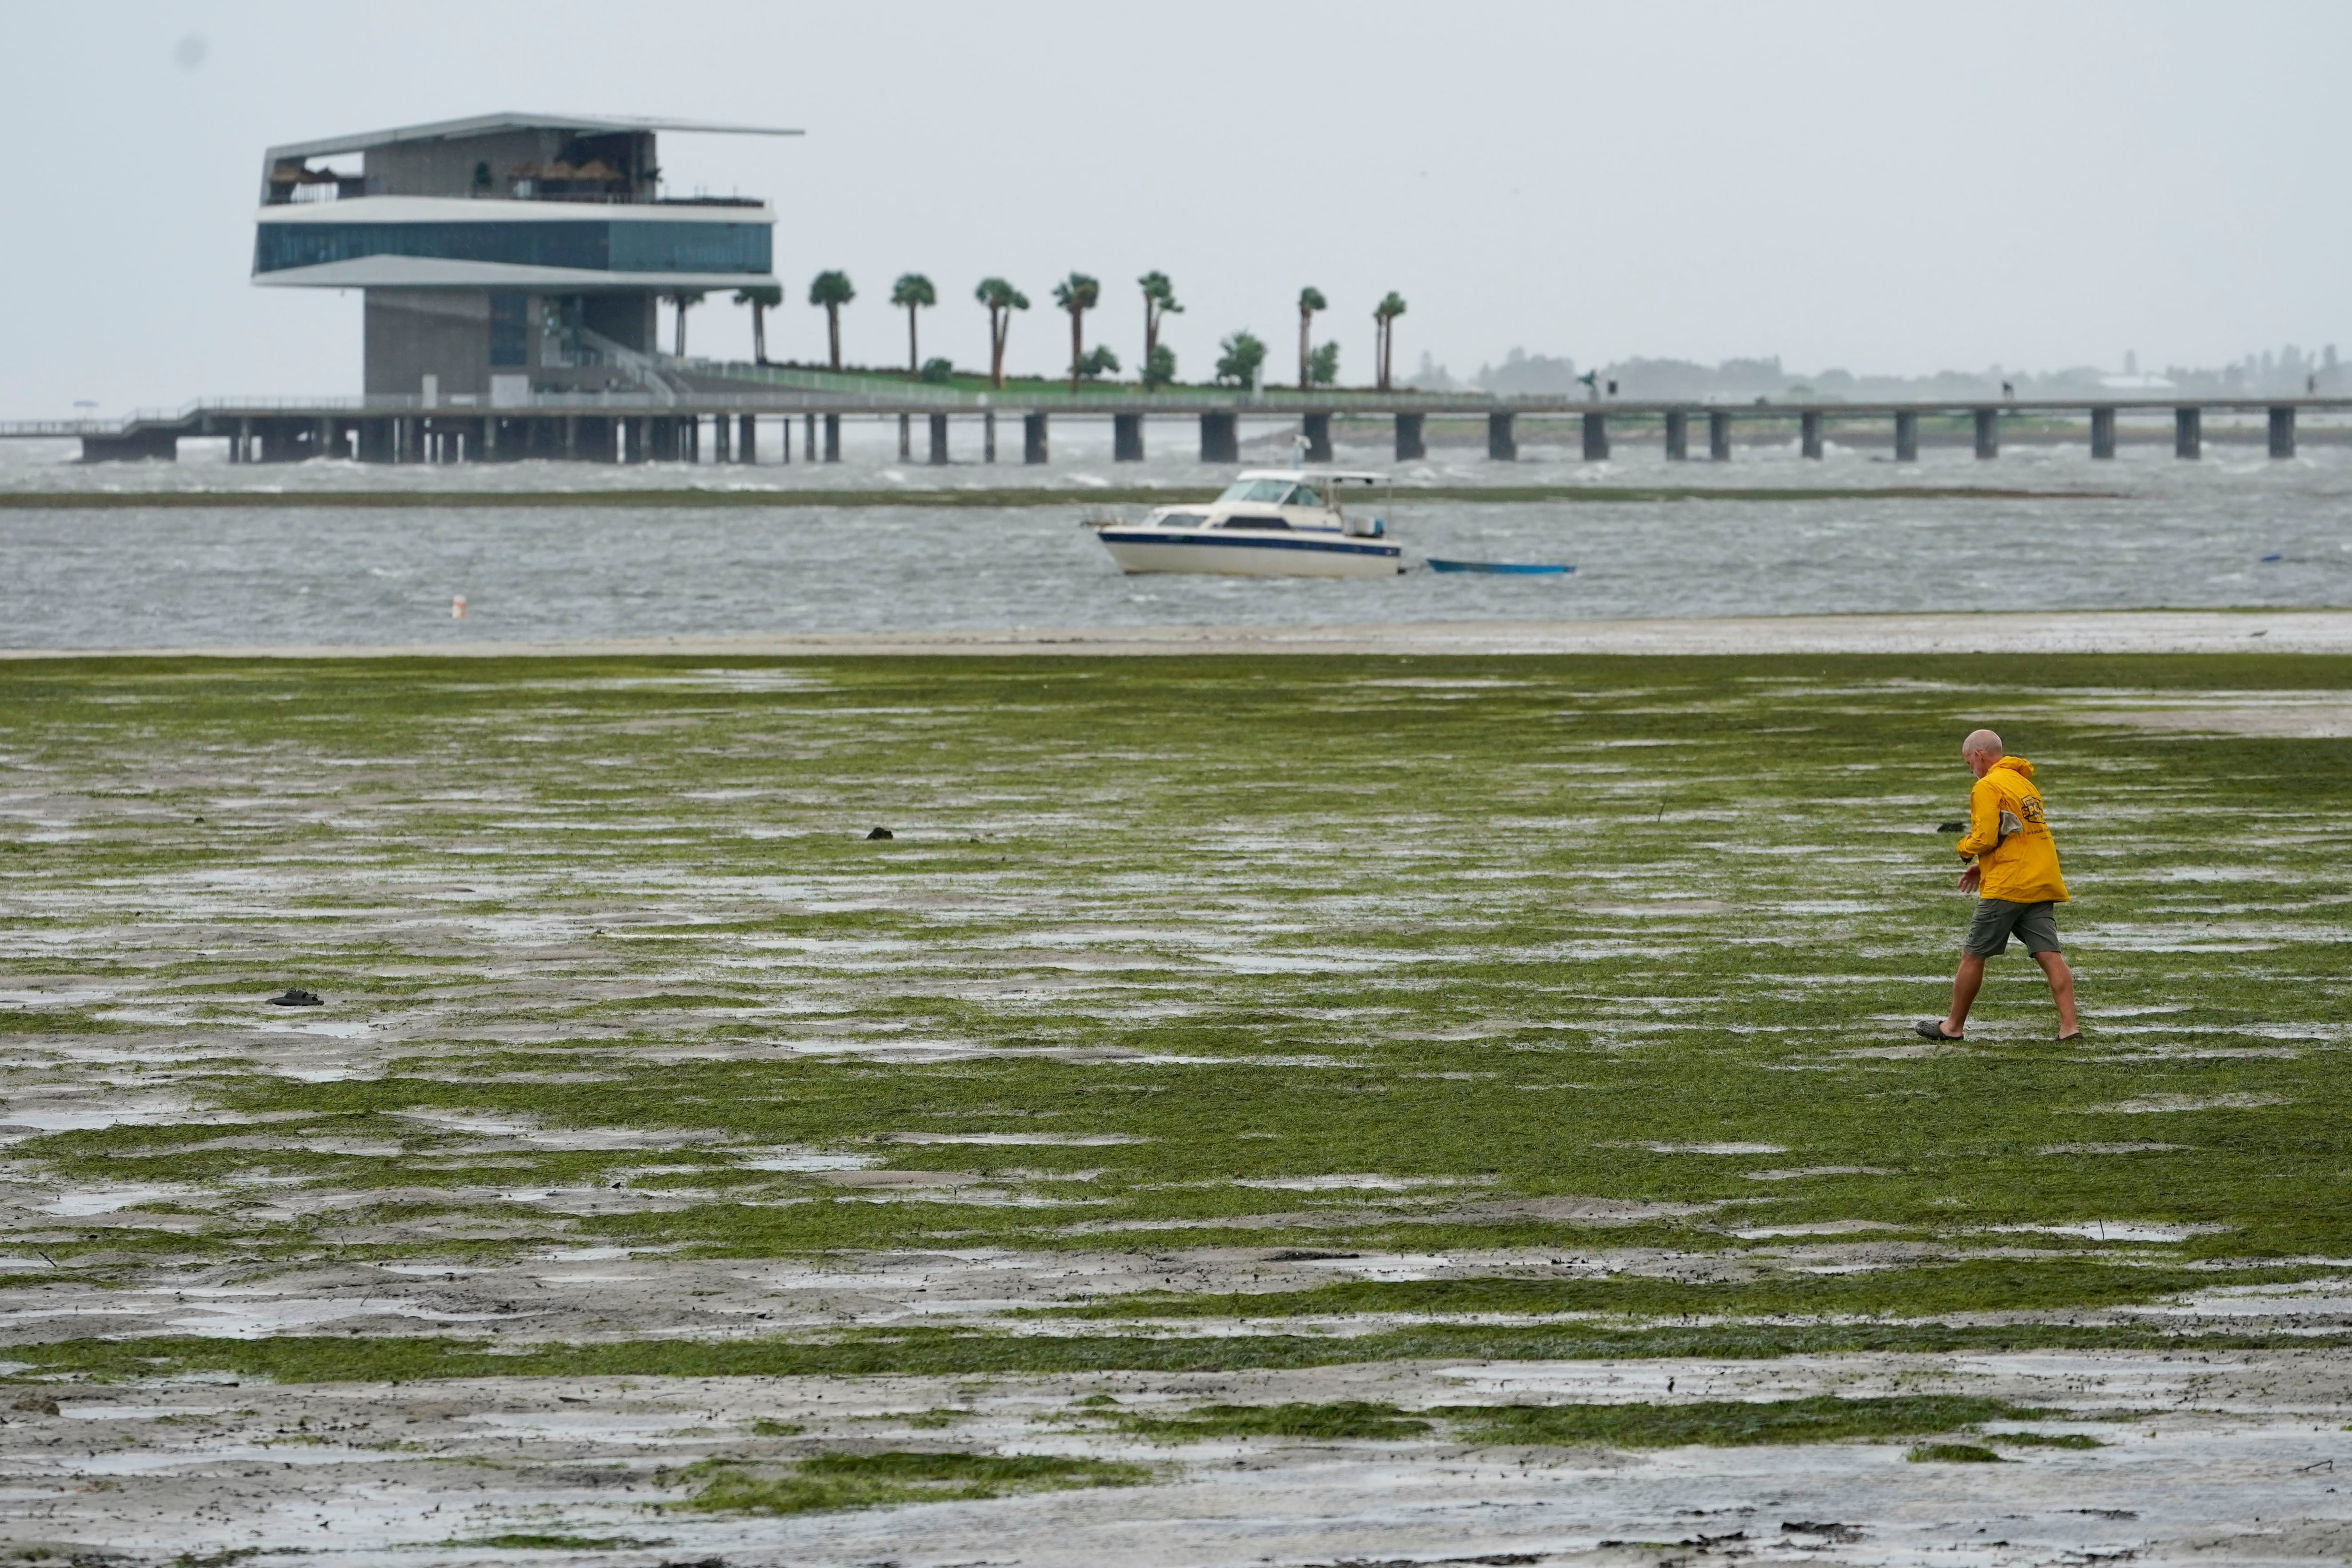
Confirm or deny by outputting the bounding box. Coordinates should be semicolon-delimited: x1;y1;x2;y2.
1914;1019;1962;1041
268;988;323;1007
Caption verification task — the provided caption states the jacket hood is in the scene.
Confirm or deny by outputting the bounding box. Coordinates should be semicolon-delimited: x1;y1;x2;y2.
1991;755;2034;778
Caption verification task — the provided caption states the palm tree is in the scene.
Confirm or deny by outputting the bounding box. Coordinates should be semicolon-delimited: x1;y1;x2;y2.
1373;292;1407;391
808;271;855;371
667;291;706;358
890;273;937;374
1296;287;1327;390
974;277;1030;389
1139;272;1182;380
732;285;783;365
1051;272;1101;390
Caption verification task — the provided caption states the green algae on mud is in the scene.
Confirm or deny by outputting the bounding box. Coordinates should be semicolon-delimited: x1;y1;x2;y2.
1;650;2348;1342
7;1323;2350;1386
1111;1393;2066;1449
676;1449;1151;1516
1038;1260;2348;1322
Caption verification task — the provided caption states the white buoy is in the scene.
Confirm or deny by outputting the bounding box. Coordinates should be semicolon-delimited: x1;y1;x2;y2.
451;595;468;619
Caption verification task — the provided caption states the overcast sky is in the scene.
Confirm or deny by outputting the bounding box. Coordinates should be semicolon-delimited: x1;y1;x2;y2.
7;0;2349;416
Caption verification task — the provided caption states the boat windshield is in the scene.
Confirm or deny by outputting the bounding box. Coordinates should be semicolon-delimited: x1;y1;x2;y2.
1215;478;1325;507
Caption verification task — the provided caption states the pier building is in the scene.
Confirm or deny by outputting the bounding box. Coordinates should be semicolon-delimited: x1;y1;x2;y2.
252;113;795;407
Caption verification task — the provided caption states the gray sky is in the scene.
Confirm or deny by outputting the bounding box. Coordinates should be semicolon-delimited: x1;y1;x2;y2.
8;0;2349;416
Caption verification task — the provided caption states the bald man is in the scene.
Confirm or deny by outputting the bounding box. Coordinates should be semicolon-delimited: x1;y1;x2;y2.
1918;729;2079;1041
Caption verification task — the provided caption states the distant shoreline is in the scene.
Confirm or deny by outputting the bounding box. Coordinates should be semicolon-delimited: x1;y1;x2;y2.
0;483;2104;511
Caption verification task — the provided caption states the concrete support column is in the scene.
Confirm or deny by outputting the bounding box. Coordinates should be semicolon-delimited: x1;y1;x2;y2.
622;417;644;464
481;418;498;462
2175;406;2201;460
1663;409;1687;462
2269;405;2296;459
2090;406;2116;460
1800;411;1824;460
1894;410;1919;463
898;413;911;460
823;414;841;462
984;412;997;463
1973;407;1999;460
714;413;732;463
1581;412;1609;461
739;415;756;464
1487;411;1517;461
316;417;335;460
1113;413;1144;462
357;418;393;464
1303;411;1333;462
929;413;949;464
1025;412;1050;464
1395;412;1426;461
804;413;817;459
1199;412;1237;463
1708;410;1732;462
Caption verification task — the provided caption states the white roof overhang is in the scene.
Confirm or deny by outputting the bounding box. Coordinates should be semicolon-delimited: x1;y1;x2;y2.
267;113;801;163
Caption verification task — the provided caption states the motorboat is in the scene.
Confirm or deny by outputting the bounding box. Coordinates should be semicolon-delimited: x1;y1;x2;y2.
1088;468;1404;577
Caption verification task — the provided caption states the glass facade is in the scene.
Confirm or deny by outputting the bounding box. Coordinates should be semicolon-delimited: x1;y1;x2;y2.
255;219;771;276
488;294;528;366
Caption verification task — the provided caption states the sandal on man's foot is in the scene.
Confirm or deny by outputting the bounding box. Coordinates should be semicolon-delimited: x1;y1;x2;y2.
2057;1028;2082;1042
1914;1019;1963;1041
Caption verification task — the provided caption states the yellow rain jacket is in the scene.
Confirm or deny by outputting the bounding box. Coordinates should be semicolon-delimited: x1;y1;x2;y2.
1957;755;2069;904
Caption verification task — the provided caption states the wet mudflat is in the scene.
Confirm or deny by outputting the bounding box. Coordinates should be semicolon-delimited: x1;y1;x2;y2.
0;652;2346;1562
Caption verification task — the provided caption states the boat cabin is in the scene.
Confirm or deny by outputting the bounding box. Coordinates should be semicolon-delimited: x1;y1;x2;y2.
1151;468;1387;536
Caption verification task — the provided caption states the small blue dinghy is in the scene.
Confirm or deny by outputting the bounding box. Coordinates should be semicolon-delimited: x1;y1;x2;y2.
1426;558;1575;575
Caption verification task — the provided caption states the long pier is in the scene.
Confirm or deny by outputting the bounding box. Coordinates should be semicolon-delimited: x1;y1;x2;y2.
5;389;2346;466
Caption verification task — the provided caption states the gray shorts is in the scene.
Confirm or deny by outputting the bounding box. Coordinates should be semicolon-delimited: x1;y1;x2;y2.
1964;898;2061;957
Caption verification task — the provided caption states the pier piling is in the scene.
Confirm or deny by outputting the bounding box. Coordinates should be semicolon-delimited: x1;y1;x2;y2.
929;413;949;465
1582;412;1609;461
1709;410;1732;462
898;413;911;461
1025;412;1049;465
1973;407;1999;460
2175;406;2201;460
2090;406;2116;460
1200;411;1238;464
738;414;756;463
1487;411;1516;461
1800;411;1824;460
1303;412;1333;462
2269;405;2296;459
1395;412;1426;462
1663;409;1687;461
1114;413;1144;462
823;414;841;463
1894;410;1919;463
984;412;996;464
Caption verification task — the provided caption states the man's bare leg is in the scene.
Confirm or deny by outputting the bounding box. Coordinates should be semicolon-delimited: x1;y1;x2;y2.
2035;950;2078;1037
1942;953;1985;1037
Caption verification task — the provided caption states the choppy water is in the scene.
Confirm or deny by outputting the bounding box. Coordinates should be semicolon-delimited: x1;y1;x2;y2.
1;426;2347;647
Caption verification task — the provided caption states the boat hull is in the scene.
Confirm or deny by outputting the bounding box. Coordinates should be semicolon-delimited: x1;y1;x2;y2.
1096;529;1403;578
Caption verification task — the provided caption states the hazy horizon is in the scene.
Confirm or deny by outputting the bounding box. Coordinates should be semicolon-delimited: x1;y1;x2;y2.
8;0;2351;418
